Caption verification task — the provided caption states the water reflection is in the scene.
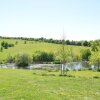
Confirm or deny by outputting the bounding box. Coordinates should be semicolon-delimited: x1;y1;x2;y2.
0;62;97;71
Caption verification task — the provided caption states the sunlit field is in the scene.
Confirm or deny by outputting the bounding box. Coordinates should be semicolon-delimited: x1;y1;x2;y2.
0;69;100;100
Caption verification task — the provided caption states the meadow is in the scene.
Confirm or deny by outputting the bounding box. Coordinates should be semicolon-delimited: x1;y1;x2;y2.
0;38;99;100
0;69;100;100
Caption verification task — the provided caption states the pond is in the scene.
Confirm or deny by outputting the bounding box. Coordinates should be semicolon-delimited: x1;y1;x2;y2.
0;62;96;70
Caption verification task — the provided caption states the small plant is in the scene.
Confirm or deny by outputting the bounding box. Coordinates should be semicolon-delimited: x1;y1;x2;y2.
0;47;3;52
42;73;56;76
6;55;15;63
93;76;100;79
33;72;37;75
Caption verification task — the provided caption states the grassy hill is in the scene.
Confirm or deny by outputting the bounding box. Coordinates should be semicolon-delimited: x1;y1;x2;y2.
0;38;89;62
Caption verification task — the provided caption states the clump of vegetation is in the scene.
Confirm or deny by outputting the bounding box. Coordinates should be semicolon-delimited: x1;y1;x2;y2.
59;74;75;78
33;51;55;63
0;47;3;52
6;55;15;63
81;49;91;61
93;76;100;79
89;51;100;71
15;53;31;68
15;41;18;45
1;41;14;49
24;41;27;44
41;73;56;76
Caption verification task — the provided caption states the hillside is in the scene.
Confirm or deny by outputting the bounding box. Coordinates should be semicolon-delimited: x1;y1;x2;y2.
0;38;89;62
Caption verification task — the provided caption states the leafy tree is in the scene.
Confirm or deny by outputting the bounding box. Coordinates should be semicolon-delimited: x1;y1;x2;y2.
58;39;74;75
83;41;89;46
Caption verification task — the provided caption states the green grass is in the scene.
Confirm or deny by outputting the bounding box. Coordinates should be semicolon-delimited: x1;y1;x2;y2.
0;38;88;61
0;69;100;100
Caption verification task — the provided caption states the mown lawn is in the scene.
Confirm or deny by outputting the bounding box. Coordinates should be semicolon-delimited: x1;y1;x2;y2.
0;69;100;100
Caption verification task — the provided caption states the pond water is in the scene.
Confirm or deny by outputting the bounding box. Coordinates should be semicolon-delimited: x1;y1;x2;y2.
0;62;95;70
62;61;90;70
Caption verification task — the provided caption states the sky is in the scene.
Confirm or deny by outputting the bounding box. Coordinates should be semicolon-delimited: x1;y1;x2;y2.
0;0;100;41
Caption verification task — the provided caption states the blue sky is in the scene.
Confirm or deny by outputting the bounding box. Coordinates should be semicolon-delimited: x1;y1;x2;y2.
0;0;100;40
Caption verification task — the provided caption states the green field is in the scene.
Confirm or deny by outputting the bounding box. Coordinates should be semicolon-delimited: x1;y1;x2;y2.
0;38;88;61
0;69;100;100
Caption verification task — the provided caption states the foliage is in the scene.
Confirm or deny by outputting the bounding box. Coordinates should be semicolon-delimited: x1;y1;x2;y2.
89;51;100;71
91;42;99;52
81;49;91;61
33;51;54;63
1;41;14;49
15;41;18;45
24;41;27;44
1;35;99;47
6;55;15;63
58;45;74;63
0;47;3;52
15;53;31;68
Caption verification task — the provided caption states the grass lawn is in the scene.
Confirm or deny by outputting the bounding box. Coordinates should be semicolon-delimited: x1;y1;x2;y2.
0;69;100;100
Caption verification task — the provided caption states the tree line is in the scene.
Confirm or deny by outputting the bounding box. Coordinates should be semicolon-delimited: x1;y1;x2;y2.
0;36;100;47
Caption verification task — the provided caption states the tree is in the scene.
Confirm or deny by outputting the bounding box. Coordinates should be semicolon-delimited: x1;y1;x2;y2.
58;32;74;75
89;51;100;71
83;41;89;46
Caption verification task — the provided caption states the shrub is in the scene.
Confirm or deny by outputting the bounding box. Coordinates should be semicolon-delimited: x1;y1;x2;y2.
0;47;3;52
93;76;100;79
6;55;15;63
24;41;27;44
15;41;18;45
33;51;55;63
53;59;61;64
81;49;91;61
15;53;31;68
1;41;14;49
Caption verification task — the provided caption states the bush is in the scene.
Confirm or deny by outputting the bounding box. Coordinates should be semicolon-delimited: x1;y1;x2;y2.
33;51;55;63
81;49;91;61
93;76;100;79
0;47;3;52
53;59;61;64
1;41;14;49
6;55;15;63
15;53;31;68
